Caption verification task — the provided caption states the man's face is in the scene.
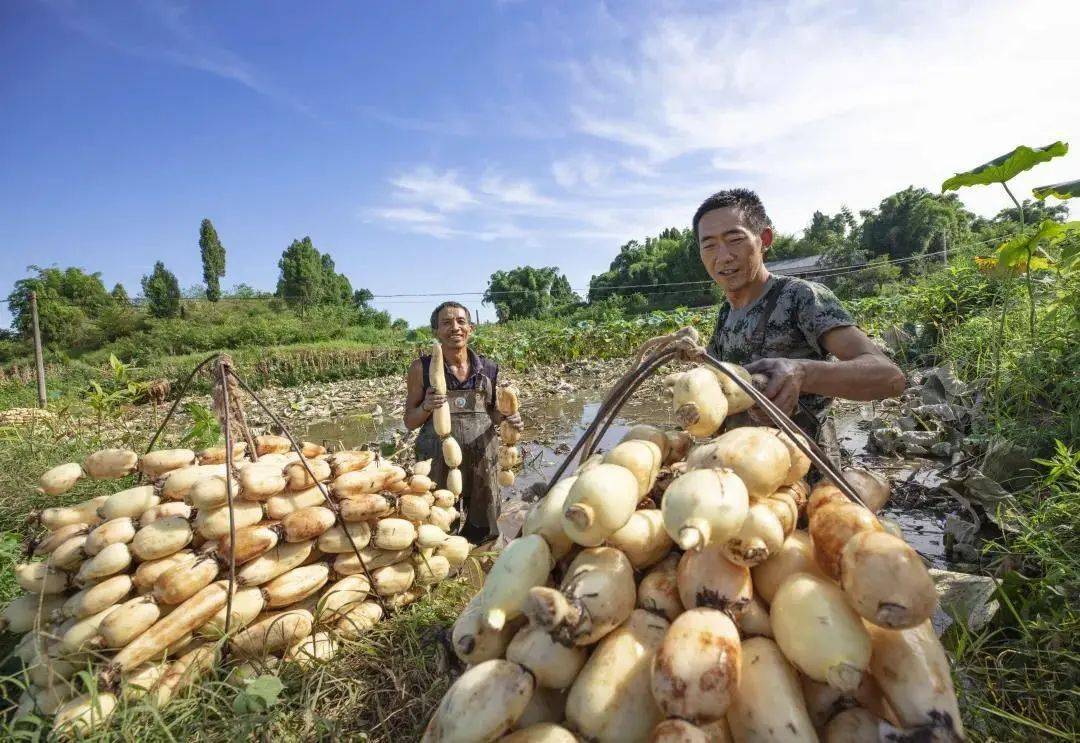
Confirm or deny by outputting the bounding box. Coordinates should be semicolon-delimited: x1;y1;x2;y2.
697;207;773;293
435;307;472;349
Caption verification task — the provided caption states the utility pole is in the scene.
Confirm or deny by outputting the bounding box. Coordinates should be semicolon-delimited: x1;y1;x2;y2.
474;308;480;325
30;291;47;408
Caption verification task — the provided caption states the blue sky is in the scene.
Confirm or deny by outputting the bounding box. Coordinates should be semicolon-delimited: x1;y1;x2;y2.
2;0;1078;327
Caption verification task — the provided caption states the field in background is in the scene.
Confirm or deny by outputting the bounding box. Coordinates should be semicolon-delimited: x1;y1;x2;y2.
1;241;1078;739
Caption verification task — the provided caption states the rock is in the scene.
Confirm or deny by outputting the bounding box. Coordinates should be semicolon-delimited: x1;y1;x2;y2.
930;568;999;635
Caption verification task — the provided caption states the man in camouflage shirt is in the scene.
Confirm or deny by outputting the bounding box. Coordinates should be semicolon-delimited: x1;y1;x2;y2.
695;189;906;442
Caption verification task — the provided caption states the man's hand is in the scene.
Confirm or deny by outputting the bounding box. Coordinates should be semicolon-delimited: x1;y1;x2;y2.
421;389;447;412
504;412;524;431
745;357;806;417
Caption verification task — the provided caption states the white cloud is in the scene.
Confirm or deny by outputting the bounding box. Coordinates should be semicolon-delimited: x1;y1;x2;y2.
368;207;457;239
389;167;477;212
479;173;553;206
372;1;1079;256
568;0;1080;231
551;154;610;189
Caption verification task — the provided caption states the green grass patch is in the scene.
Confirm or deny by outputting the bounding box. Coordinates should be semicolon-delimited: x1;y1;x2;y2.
1;580;474;741
948;442;1080;740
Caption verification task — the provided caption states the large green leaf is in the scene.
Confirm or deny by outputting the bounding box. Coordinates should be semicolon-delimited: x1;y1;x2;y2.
993;219;1080;272
942;141;1068;191
1033;178;1080;201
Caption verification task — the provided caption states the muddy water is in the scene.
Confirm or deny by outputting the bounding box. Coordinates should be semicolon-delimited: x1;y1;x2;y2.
835;404;948;566
301;388;949;567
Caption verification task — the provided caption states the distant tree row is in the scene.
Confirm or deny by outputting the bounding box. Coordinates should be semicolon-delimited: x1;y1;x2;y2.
484;186;1070;321
4;222;386;350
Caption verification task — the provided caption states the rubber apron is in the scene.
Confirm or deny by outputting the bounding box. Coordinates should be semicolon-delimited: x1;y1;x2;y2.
415;381;501;540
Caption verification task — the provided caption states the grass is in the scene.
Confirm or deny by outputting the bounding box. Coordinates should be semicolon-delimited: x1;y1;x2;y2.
947;442;1080;740
0;419;142;536
0;417;478;742
1;249;1078;739
1;580;474;741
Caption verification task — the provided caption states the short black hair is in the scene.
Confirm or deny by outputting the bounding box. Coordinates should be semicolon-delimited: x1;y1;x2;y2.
692;188;772;238
430;301;472;330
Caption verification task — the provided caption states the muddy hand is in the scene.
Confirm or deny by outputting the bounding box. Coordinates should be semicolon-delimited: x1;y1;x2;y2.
744;358;805;417
422;389;447;412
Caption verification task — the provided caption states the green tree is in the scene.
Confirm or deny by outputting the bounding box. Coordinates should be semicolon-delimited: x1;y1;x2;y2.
199;219;227;302
228;283;264;299
7;266;114;346
764;232;811;262
832;256;902;299
142;261;182;318
275;237;354;308
352;288;375;309
484;266;578;322
588;228;716;312
277;238;325;306
971;199;1070;244
860;187;972;259
803;209;859;254
110;283;130;304
319;253;353;305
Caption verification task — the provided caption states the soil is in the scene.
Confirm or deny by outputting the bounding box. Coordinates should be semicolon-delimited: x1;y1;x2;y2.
280;359;954;567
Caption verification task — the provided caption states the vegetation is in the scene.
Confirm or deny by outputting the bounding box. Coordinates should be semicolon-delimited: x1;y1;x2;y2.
483;266;577;322
859;187;972;259
275;237;353;308
199;219;227;303
110;283;129;304
6;267;116;347
141;262;182;319
0;143;1077;740
952;442;1080;739
587;227;719;311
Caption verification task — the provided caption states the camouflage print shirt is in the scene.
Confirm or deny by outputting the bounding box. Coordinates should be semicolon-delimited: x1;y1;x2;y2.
707;275;855;426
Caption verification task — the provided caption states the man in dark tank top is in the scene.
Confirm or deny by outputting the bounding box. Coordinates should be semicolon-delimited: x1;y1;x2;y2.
403;301;523;542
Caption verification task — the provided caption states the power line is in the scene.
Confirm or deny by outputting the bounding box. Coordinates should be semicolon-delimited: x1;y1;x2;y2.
371;248;962;302
127;234;1006;305
370;235;1006;300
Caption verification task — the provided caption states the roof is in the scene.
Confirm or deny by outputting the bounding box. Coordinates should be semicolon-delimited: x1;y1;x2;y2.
764;254;827;275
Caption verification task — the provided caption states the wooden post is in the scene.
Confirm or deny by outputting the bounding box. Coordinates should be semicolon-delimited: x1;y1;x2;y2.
30;291;47;408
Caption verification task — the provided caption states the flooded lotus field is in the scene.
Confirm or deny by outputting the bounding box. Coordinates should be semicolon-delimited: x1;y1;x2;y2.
301;382;954;567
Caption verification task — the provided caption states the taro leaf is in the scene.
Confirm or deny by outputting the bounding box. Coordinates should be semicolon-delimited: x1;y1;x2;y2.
992;219;1080;272
941;141;1068;191
1062;239;1080;270
234;674;284;714
1033;178;1080;201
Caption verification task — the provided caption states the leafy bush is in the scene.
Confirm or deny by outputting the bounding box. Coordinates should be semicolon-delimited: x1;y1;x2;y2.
952;442;1080;739
6;266;115;347
142;261;182;318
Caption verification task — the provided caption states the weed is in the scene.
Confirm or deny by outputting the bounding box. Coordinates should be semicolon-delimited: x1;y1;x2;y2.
0;581;473;742
948;442;1080;740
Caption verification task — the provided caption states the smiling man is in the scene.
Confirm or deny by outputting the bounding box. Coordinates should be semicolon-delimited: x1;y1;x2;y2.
404;301;523;542
694;189;906;447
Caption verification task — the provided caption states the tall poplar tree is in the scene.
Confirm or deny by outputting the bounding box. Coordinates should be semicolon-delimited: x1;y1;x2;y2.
199;219;226;302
